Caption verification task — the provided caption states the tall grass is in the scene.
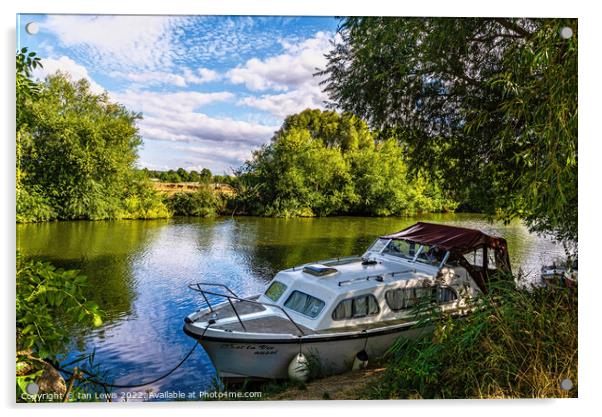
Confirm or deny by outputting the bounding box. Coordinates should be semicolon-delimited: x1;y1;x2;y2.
366;280;577;399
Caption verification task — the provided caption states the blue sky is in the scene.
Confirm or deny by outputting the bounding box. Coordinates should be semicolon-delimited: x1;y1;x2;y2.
17;14;340;174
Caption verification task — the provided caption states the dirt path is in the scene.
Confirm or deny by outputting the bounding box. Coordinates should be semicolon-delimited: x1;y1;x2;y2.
265;367;386;400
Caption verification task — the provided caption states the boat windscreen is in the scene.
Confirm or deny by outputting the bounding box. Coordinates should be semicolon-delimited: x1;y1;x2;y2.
381;239;418;261
366;238;389;253
264;281;287;302
414;244;447;266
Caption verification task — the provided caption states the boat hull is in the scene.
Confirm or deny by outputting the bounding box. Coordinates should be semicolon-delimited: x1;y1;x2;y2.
184;323;430;379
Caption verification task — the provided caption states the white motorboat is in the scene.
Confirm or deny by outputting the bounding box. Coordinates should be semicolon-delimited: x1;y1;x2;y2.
183;222;511;380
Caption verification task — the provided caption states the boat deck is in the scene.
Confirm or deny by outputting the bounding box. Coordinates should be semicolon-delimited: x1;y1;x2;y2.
196;297;266;321
212;315;314;335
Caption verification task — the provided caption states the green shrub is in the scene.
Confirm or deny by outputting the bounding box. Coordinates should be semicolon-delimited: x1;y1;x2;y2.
166;188;224;217
367;281;577;399
16;253;104;359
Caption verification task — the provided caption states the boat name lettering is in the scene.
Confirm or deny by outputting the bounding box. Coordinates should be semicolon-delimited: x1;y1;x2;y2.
218;343;277;354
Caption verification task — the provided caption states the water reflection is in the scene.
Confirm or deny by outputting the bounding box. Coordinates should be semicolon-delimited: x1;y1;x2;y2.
16;214;564;397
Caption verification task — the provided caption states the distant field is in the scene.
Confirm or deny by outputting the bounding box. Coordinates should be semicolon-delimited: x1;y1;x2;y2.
151;181;236;196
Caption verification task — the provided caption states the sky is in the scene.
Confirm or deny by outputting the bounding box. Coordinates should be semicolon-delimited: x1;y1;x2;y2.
17;14;340;174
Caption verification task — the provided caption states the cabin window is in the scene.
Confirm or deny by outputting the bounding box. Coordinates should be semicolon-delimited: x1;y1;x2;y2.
438;286;458;303
382;239;417;261
385;285;457;310
264;281;287;302
284;290;325;318
385;286;436;311
332;295;380;320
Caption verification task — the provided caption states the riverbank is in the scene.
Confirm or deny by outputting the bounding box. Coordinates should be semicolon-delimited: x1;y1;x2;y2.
261;367;386;400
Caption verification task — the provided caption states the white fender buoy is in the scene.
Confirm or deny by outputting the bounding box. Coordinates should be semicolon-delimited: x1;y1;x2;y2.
352;350;369;371
288;353;309;382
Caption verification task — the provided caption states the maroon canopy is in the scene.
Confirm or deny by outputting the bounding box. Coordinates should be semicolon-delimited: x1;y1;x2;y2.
381;222;510;293
381;222;507;254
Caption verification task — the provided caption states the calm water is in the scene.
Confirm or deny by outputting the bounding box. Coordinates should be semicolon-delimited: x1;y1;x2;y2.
16;214;563;398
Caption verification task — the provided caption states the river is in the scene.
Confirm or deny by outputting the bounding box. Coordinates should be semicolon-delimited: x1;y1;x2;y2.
16;214;564;399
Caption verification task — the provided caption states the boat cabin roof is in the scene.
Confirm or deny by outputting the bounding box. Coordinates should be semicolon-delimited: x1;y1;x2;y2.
381;222;508;253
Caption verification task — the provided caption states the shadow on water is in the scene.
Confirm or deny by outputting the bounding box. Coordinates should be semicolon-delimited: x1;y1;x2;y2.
16;214;563;398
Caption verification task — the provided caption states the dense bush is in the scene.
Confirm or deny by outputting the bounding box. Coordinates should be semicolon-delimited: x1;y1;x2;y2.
367;282;578;399
166;188;225;217
16;254;107;401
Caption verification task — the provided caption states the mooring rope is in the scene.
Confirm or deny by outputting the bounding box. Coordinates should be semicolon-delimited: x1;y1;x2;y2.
48;322;211;390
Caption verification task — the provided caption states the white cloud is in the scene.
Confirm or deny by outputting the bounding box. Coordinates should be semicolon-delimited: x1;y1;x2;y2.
228;31;339;118
139;112;276;145
111;90;277;146
112;90;233;116
239;84;328;119
189;68;221;83
32;56;105;95
178;145;257;171
111;67;221;88
41;15;185;71
111;71;188;88
227;31;335;92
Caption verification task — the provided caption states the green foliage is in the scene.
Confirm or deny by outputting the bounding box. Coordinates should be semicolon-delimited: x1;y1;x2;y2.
121;171;171;219
16;48;42;129
321;18;577;245
16;51;169;222
166;188;225;217
237;109;456;217
16;185;56;223
16;253;104;360
367;282;578;399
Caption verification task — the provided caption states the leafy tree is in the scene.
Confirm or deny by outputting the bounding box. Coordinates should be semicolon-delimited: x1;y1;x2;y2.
163;170;182;183
17;67;169;222
238;109;455;217
348;139;456;216
188;170;201;183
199;168;213;183
320;18;577;245
176;168;189;182
278;109;373;151
16;48;56;222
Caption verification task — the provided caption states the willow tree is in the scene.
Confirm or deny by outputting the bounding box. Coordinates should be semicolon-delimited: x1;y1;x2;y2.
320;18;577;246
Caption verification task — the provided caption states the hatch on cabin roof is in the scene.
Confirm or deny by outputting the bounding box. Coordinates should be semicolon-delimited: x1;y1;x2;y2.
302;264;338;277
